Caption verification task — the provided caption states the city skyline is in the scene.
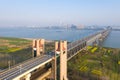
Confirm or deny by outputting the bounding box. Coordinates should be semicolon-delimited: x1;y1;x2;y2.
0;0;120;27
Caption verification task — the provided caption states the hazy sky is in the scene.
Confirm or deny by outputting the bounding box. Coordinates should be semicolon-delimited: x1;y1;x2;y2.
0;0;120;27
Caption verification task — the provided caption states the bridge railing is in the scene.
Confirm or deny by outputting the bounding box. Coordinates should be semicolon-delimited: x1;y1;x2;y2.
67;30;103;49
67;29;110;60
67;29;110;51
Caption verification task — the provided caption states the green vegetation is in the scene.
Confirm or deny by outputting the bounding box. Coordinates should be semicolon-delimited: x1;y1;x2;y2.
87;46;92;50
0;37;55;69
0;48;32;69
0;37;31;53
0;37;32;69
68;46;120;80
91;47;98;53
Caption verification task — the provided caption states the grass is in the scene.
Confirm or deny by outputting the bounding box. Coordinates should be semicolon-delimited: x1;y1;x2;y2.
0;47;22;53
0;37;55;69
68;46;120;80
87;46;92;50
91;47;98;53
118;61;120;64
0;37;32;69
0;37;31;53
0;48;32;69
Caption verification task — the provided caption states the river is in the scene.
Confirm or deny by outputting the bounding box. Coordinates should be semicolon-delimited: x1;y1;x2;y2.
102;30;120;48
0;27;120;48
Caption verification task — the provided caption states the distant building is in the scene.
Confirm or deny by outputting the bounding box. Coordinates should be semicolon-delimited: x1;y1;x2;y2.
70;24;77;29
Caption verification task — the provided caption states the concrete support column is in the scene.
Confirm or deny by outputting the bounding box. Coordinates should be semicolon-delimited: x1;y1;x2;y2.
52;57;57;80
60;41;67;80
55;41;68;80
39;39;45;54
37;40;40;56
25;73;31;80
32;39;45;57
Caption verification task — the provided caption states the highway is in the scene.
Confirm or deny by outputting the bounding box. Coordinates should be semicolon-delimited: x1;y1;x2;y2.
0;55;53;80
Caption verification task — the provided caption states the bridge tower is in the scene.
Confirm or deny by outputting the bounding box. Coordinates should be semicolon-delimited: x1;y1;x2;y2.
32;39;45;57
55;41;67;80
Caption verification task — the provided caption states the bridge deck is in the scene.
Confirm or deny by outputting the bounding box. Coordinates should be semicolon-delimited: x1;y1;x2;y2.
0;55;53;80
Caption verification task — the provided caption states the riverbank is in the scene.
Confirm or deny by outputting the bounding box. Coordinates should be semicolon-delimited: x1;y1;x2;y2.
68;46;120;80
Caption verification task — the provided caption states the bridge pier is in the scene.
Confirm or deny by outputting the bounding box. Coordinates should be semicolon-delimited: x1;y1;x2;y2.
32;39;45;57
55;41;68;80
51;56;57;80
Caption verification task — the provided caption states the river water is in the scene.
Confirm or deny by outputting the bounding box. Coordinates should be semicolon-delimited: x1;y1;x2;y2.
102;30;120;48
0;27;120;48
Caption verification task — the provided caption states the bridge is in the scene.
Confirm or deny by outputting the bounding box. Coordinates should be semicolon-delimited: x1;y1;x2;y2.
0;29;110;80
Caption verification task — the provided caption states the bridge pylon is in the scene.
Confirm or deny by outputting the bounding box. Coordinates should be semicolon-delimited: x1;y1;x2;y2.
32;39;45;57
54;40;68;80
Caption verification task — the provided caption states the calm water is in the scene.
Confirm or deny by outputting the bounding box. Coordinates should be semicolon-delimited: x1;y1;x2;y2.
102;30;120;48
0;27;99;42
0;27;120;48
